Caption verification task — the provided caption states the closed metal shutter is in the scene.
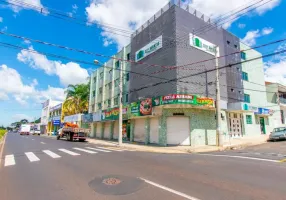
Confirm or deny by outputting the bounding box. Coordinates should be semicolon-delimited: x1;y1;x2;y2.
134;118;145;143
150;118;159;144
96;123;102;138
167;117;190;145
104;122;111;139
113;121;119;139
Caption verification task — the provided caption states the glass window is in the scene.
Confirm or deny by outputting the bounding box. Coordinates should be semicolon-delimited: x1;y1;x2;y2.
246;115;253;124
98;103;102;109
115;61;120;69
127;53;130;61
93;77;96;83
227;41;230;45
114;97;119;105
100;72;104;79
92;90;95;97
241;52;246;60
108;100;111;107
242;72;249;81
126;73;130;81
244;94;250;103
99;88;102;94
114;79;119;87
125;94;129;103
108;82;112;88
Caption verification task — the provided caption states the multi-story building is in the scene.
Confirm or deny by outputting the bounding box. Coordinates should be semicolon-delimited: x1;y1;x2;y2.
40;99;62;134
47;103;63;135
266;82;286;125
88;1;279;146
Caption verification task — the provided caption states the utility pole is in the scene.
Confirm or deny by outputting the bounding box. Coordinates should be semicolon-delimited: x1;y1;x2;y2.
118;61;123;146
215;46;223;146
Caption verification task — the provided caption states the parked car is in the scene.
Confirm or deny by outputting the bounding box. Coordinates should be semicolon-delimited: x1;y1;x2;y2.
268;127;286;141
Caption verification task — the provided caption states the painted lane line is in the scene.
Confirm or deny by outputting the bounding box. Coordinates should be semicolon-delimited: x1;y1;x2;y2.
73;148;97;154
96;147;123;152
4;155;15;167
25;152;40;162
41;142;46;144
58;149;80;156
43;150;61;158
86;147;111;152
140;178;201;200
199;154;279;163
279;158;286;163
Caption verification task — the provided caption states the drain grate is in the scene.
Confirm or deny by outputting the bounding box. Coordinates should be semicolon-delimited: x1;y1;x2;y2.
102;178;121;186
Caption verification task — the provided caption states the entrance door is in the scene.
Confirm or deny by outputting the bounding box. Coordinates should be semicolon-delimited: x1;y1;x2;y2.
229;113;242;138
260;117;266;134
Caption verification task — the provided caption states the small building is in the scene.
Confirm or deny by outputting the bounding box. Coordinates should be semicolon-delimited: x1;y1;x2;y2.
266;82;286;125
48;103;63;135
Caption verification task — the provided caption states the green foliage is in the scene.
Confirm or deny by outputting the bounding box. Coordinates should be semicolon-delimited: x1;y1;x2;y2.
0;130;6;140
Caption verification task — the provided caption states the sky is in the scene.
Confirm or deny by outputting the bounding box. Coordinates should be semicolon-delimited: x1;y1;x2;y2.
0;0;285;126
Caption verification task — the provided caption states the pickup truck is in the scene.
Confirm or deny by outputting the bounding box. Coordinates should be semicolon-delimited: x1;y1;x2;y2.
56;123;89;142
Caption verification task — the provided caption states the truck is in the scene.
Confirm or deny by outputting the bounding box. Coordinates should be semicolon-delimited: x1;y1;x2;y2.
56;122;89;142
20;124;31;135
30;124;41;135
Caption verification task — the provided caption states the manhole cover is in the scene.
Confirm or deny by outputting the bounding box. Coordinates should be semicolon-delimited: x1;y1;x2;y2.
102;178;121;185
89;175;145;196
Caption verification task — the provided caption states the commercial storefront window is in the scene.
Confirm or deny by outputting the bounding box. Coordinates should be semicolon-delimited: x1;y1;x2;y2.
246;115;253;124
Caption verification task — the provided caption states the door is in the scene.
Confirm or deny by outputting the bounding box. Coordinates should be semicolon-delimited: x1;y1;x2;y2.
229;113;242;138
167;117;190;146
113;121;119;140
134;118;145;143
104;122;111;139
260;117;266;134
150;118;159;144
96;123;102;138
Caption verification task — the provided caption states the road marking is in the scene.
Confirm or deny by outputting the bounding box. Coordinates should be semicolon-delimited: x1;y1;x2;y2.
32;139;35;140
86;147;111;152
43;150;61;158
279;158;286;163
73;148;97;154
199;154;279;163
4;155;15;167
96;147;123;152
59;149;80;156
41;142;46;144
140;178;201;200
25;152;40;162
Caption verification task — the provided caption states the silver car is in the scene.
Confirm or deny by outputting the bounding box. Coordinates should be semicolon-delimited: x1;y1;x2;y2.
268;127;286;141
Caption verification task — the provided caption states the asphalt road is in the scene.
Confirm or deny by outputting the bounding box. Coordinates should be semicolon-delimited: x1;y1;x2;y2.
1;132;286;200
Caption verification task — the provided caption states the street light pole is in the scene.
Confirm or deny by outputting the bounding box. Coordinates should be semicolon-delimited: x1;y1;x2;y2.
118;61;123;146
215;46;223;147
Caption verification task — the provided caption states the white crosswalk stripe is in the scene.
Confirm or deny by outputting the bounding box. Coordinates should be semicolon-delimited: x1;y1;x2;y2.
96;146;124;152
86;147;111;152
73;148;97;154
4;155;15;167
25;152;40;162
59;149;80;156
43;150;61;158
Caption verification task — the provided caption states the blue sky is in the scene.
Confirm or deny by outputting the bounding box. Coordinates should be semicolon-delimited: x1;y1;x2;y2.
0;0;285;126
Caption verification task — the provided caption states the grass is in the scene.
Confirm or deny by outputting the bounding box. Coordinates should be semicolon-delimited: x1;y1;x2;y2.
0;130;6;141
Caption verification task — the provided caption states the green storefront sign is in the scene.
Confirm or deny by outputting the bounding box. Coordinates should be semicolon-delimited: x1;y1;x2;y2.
135;35;163;62
190;34;217;56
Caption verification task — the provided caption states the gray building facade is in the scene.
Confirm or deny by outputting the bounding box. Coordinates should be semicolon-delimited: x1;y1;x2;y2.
129;3;244;105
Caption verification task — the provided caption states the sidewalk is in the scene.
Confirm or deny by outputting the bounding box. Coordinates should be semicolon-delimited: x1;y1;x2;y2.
86;135;269;154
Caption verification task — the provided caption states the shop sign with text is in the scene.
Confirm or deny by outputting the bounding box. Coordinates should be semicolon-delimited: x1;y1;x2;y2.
101;107;127;121
135;36;162;62
190;34;218;56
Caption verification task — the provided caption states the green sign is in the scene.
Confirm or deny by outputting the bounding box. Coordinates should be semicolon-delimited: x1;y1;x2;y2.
135;35;162;62
190;35;217;56
158;94;214;107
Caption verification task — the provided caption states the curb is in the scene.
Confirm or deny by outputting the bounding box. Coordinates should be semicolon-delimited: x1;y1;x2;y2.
0;132;7;167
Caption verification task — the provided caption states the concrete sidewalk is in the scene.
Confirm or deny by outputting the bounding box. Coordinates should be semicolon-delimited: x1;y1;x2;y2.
86;135;269;154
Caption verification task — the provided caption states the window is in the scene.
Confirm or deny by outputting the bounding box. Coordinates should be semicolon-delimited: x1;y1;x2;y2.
234;44;238;49
242;72;249;81
92;90;95;97
114;79;119;87
246;115;253;124
98;103;102;109
126;73;130;81
99;88;102;94
231;88;234;92
127;53;130;61
125;94;129;103
114;97;119;105
244;94;250;103
241;52;246;60
115;60;120;69
227;41;230;45
109;69;113;74
281;110;285;124
108;99;111;107
91;104;94;112
93;77;97;83
108;82;112;89
100;72;104;79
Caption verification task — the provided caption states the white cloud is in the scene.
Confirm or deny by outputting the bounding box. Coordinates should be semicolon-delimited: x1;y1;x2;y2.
0;17;3;22
72;4;78;13
0;92;9;101
7;0;47;13
23;39;31;44
1;26;7;32
264;43;286;85
85;0;169;48
242;27;274;46
262;27;273;35
17;46;89;86
0;64;65;104
12;114;33;122
238;23;246;29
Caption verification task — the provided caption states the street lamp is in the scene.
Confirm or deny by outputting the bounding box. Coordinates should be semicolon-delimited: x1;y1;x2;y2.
93;59;123;146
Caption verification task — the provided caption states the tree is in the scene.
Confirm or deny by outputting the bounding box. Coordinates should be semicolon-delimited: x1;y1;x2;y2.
63;82;90;116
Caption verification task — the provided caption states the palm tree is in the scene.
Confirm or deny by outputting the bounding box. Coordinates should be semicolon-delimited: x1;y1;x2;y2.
63;82;90;115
